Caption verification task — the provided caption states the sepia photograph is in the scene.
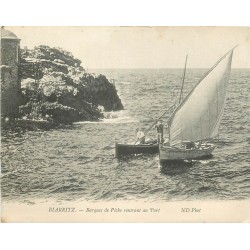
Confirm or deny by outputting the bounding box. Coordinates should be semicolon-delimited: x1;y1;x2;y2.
1;26;250;222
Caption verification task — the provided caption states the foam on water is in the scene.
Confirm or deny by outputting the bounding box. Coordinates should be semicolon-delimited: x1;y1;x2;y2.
75;110;137;124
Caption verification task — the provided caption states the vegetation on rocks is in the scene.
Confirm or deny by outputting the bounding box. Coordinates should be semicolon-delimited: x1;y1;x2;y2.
18;45;123;125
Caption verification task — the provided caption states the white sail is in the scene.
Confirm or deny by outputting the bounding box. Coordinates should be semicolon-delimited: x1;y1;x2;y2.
169;50;233;146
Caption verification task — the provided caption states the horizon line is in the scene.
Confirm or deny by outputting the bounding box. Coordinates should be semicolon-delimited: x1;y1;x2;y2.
88;67;250;70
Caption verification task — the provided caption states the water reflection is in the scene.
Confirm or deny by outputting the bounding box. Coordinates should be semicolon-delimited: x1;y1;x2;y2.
116;153;158;162
159;160;193;175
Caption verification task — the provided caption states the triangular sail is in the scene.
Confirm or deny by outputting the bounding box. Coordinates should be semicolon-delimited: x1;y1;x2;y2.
169;50;233;146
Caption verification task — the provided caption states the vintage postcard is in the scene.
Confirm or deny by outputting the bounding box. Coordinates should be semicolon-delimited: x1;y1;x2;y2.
1;26;249;222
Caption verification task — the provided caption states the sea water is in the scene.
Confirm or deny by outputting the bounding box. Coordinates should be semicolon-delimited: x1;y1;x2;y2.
1;69;250;202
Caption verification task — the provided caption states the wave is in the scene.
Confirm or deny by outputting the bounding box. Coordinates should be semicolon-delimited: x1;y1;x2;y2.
75;110;137;124
100;117;137;124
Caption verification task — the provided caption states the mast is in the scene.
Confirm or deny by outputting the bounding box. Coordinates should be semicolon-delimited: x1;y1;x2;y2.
179;54;188;104
168;55;188;144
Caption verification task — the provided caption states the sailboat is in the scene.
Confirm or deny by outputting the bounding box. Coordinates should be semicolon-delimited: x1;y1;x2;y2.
159;47;236;162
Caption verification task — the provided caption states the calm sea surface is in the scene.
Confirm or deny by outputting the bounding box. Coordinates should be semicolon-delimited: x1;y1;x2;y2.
1;69;250;203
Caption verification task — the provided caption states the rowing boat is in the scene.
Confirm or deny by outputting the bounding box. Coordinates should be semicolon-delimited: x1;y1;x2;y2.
115;142;159;157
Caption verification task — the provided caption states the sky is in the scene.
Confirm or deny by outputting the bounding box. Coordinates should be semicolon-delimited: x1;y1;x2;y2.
5;26;250;69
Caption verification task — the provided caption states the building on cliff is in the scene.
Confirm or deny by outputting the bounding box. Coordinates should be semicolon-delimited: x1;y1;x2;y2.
0;27;22;118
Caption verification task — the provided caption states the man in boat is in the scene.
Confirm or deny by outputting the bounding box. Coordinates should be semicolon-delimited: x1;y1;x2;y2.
184;141;196;149
154;119;164;144
136;128;145;144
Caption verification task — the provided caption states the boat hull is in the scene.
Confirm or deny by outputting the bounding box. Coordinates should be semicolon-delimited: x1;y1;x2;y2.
159;144;215;162
115;142;159;157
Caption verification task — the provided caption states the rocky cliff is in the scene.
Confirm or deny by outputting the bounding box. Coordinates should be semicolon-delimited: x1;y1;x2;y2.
18;45;123;124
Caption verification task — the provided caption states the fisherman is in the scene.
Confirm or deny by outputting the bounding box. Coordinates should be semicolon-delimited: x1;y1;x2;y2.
135;128;145;144
154;119;164;144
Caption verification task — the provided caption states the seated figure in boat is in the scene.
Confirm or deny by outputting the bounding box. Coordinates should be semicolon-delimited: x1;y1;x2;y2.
154;120;164;144
185;141;195;149
182;141;202;149
163;137;170;146
135;128;145;144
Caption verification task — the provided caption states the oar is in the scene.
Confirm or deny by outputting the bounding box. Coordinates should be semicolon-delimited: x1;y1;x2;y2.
134;104;176;145
145;104;176;135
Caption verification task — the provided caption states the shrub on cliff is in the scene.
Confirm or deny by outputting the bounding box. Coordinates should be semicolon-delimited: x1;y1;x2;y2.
19;45;123;124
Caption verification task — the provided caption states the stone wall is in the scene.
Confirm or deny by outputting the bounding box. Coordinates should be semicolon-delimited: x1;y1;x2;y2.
1;38;22;117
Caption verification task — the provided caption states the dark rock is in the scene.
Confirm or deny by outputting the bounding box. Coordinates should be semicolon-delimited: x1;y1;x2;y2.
83;74;124;111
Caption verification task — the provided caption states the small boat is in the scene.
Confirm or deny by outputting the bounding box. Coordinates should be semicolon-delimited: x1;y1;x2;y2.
115;141;159;157
160;46;236;162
